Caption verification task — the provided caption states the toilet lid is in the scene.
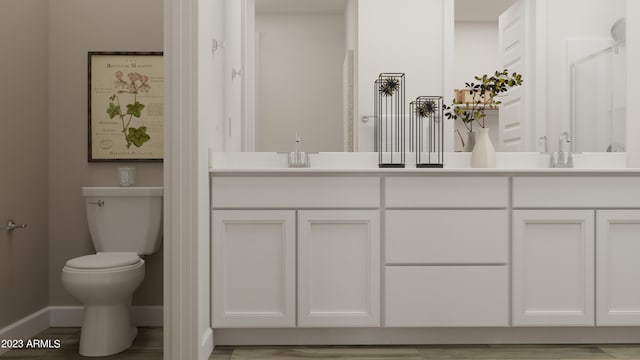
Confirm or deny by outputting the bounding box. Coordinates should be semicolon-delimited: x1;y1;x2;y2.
65;252;141;270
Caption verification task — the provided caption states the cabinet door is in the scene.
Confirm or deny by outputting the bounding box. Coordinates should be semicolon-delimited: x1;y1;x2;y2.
298;210;380;327
212;210;295;327
597;210;640;325
513;210;595;326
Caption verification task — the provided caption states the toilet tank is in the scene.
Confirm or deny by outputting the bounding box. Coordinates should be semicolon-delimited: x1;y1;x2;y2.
82;187;163;255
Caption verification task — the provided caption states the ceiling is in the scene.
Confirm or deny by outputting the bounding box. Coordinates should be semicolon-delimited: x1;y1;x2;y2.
455;0;516;22
256;0;348;14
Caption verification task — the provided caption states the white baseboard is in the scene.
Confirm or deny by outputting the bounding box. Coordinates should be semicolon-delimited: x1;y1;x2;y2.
201;328;214;360
49;305;163;327
213;327;640;346
0;307;50;356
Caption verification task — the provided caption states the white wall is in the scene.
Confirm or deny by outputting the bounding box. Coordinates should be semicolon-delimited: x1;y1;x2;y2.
628;0;640;167
201;0;225;152
454;22;499;90
545;0;625;151
452;22;500;151
346;0;358;52
357;0;444;152
224;0;244;151
345;0;359;150
198;0;223;352
255;13;345;152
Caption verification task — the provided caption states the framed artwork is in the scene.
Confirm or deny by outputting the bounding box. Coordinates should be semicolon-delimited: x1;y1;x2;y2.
88;52;164;162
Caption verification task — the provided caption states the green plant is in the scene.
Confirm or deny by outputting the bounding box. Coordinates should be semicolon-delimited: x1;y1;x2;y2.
107;70;152;149
443;69;523;131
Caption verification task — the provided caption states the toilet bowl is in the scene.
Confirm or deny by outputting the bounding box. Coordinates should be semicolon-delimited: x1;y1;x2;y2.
62;252;145;357
62;187;162;357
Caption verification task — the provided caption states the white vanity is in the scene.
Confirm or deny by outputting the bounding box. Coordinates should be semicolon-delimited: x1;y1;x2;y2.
209;152;640;345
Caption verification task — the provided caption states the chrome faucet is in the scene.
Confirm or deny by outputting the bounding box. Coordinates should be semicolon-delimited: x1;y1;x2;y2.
553;132;573;168
288;132;310;168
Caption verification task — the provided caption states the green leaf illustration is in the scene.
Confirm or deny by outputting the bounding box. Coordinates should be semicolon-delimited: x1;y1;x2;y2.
126;126;151;148
107;103;122;119
126;101;145;118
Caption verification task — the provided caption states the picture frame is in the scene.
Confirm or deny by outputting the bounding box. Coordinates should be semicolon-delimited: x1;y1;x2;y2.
88;51;164;162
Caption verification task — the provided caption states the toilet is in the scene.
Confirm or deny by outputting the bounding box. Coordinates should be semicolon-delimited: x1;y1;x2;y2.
61;187;163;357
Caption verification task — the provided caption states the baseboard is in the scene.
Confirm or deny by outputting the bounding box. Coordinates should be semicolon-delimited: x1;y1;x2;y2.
213;327;640;346
201;328;214;360
49;305;163;327
0;307;50;356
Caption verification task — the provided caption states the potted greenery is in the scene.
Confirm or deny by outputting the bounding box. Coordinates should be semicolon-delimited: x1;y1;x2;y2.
443;69;523;167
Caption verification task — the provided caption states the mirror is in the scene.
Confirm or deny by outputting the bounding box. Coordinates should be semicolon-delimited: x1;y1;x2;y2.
224;0;627;153
253;0;349;152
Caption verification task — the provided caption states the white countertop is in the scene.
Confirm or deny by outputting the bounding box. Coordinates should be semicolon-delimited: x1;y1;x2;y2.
210;151;638;175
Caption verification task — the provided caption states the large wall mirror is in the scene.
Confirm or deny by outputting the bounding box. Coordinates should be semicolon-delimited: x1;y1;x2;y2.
223;0;626;153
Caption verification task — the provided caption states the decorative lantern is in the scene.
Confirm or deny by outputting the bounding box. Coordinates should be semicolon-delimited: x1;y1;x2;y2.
375;73;406;168
411;96;444;168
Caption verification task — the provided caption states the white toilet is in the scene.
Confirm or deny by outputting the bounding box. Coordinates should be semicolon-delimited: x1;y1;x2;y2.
61;186;163;357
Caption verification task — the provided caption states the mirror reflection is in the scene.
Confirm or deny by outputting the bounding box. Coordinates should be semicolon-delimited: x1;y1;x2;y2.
223;0;626;153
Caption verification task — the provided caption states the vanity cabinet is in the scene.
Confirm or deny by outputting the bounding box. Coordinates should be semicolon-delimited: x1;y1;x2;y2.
597;210;640;325
298;210;380;327
211;176;381;328
513;178;640;327
384;176;510;327
211;210;296;327
210;172;640;335
512;210;595;326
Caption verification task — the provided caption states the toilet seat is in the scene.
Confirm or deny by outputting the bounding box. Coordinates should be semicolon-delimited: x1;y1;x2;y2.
64;252;142;271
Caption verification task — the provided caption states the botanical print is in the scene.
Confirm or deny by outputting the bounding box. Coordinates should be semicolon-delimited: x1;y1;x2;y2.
89;52;163;161
108;70;152;149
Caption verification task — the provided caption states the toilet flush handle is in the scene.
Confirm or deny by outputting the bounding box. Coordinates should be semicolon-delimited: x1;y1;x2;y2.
88;200;105;207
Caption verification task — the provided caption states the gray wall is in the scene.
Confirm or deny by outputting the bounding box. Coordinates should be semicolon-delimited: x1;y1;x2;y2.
0;0;50;328
48;0;164;306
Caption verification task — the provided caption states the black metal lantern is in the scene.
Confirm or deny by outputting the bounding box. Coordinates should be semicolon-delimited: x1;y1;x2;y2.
375;73;406;168
411;96;444;168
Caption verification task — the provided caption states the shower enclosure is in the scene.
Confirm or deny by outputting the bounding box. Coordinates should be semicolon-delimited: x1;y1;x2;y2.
570;18;626;152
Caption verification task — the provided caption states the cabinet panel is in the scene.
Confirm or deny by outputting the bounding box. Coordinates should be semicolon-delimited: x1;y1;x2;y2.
298;210;380;327
513;210;595;326
212;176;380;208
513;177;640;208
386;210;508;264
385;177;508;208
385;266;508;327
212;210;296;327
597;210;640;325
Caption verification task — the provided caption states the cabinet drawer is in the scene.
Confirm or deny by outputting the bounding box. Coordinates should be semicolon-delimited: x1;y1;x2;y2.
385;210;508;264
385;266;508;327
385;177;508;208
513;177;640;208
212;176;380;208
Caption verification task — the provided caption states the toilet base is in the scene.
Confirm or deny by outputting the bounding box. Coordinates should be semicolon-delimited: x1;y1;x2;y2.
78;301;137;357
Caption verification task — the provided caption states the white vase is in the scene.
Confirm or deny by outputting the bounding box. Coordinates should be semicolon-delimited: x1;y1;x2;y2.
471;127;496;168
463;131;476;152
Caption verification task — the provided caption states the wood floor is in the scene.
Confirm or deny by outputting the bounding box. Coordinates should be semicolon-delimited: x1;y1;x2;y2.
4;327;640;359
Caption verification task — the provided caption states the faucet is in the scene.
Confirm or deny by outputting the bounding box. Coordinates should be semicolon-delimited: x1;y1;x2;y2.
553;132;573;168
288;132;310;168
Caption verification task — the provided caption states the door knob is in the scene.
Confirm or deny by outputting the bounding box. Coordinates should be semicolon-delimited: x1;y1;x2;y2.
6;219;27;232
